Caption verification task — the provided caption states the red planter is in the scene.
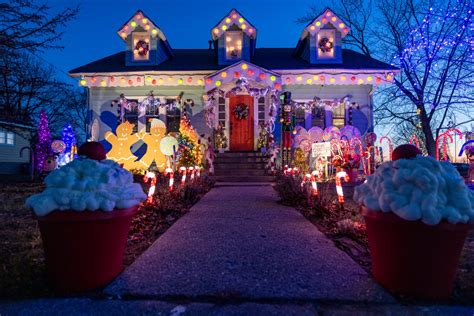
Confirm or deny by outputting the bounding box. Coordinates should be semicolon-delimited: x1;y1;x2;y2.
361;206;472;299
37;206;138;292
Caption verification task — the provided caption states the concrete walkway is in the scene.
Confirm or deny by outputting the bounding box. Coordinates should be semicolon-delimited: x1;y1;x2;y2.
4;184;474;314
105;184;392;303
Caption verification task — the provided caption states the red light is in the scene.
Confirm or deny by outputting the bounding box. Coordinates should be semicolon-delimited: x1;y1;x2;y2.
128;79;133;85
205;78;212;84
152;79;157;85
187;77;193;83
234;71;240;78
259;73;266;79
247;69;254;75
319;75;325;81
136;77;141;82
274;83;281;89
351;76;357;81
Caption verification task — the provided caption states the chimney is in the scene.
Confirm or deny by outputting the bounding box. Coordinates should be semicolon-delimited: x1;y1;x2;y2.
208;40;213;50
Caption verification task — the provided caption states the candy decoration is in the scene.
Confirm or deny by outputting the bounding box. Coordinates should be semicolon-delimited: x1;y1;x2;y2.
51;140;66;154
311;170;319;196
180;166;187;184
379;136;393;161
160;136;179;156
78;142;107;161
164;167;174;191
189;166;195;182
335;171;350;205
143;171;157;203
409;134;420;148
392;144;423;161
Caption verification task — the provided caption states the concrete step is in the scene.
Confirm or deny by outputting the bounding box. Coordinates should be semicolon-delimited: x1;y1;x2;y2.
215;151;268;158
214;169;268;176
212;175;275;182
214;157;268;163
214;162;267;170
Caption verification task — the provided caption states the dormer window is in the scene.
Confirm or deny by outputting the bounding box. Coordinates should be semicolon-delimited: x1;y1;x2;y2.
133;32;150;61
226;31;243;60
317;29;335;59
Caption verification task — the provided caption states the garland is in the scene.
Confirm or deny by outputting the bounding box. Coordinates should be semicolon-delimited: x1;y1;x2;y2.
318;37;333;53
233;103;249;120
135;40;149;56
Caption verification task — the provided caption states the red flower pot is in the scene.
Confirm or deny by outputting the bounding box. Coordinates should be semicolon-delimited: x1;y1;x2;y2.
37;206;138;292
361;205;473;299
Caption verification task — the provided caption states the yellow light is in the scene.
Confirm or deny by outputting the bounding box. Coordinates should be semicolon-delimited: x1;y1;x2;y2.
213;28;219;34
100;80;107;87
313;75;318;80
152;29;158;35
221;72;227;78
386;74;393;81
331;17;337;22
296;76;302;81
80;79;87;86
142;18;148;24
198;79;203;85
226;36;231;42
315;21;321;26
339;23;345;28
241;24;247;30
120;77;126;83
178;78;183;84
120;32;127;38
226;18;231;23
215;80;221;87
367;76;373;81
330;77;336;83
158;78;164;84
146;76;152;82
341;75;347;81
358;79;364;84
221;25;227;31
310;25;315;31
306;78;312;84
131;21;137;27
270;75;276;81
145;25;150;30
167;76;173;82
241;63;248;70
238;17;244;23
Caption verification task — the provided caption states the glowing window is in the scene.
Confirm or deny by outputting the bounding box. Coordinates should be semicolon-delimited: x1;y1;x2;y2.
132;33;150;61
332;103;345;128
225;31;243;60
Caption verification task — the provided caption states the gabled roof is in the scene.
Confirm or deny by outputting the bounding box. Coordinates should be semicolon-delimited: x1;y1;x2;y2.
211;8;257;40
300;7;350;41
117;10;168;42
69;48;398;74
204;60;281;90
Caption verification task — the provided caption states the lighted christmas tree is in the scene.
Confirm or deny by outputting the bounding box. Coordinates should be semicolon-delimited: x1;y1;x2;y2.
257;123;269;150
62;123;76;154
293;148;309;173
214;123;227;150
177;115;201;167
35;110;53;172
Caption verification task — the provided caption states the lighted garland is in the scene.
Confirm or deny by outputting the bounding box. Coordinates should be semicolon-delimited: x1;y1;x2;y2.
134;40;149;56
318;37;333;53
233;103;249;120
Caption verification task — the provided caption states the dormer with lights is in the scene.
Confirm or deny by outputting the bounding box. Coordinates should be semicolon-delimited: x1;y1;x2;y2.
295;8;349;64
211;9;257;65
118;10;173;66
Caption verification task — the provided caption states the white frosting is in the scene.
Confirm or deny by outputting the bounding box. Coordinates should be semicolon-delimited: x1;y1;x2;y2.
354;156;474;225
27;158;146;216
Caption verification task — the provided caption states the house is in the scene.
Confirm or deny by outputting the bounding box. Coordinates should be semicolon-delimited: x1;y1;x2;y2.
69;8;397;153
0;121;34;176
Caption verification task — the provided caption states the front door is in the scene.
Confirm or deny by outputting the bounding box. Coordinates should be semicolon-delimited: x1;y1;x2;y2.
229;95;254;151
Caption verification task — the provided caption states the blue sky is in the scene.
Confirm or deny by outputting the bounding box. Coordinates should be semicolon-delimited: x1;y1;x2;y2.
42;0;330;82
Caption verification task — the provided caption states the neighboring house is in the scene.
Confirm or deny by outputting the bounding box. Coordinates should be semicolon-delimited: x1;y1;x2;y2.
69;8;397;152
0;121;33;175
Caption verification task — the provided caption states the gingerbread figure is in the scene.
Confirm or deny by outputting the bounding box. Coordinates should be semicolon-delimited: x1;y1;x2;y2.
139;118;168;172
105;121;141;170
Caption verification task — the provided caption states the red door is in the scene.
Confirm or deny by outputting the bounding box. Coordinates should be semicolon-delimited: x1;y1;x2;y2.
229;95;254;151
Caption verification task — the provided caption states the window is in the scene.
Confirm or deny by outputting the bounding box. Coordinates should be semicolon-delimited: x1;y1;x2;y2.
218;97;226;127
123;99;139;133
0;129;14;146
225;31;243;60
317;29;335;59
295;108;306;128
311;106;325;128
257;97;265;126
332;103;345;128
132;32;150;61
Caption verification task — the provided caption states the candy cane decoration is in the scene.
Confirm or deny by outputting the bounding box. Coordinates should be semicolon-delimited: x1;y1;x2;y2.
351;138;367;176
179;166;187;184
365;146;375;175
379;136;393;161
409;134;420;149
164;167;174;191
188;166;195;182
335;170;350;205
311;170;320;196
302;173;311;190
436;132;453;161
283;165;289;175
143;171;157;203
195;166;201;178
441;128;463;161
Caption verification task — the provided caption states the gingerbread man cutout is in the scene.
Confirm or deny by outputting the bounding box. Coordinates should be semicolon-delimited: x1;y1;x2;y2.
139;118;168;172
105;121;141;170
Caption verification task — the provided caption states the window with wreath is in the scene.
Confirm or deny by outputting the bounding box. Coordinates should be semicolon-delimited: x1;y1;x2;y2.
332;103;345;128
225;31;243;60
132;32;150;61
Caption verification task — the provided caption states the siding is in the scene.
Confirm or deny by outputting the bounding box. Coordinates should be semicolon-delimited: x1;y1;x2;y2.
0;130;32;174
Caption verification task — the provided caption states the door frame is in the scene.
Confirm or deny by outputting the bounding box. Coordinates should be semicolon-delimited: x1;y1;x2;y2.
228;94;255;151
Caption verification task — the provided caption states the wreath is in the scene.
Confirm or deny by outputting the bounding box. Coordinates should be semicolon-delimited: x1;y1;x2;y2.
135;39;149;56
233;103;249;120
318;37;333;53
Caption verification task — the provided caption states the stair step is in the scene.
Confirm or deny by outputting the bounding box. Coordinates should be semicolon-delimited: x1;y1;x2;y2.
214;169;268;176
215;152;268;158
212;175;275;182
214;163;267;170
214;157;267;163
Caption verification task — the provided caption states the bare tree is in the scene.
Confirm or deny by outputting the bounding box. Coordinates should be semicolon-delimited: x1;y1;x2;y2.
299;0;474;156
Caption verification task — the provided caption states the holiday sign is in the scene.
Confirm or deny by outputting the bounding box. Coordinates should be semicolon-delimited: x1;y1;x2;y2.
311;142;331;158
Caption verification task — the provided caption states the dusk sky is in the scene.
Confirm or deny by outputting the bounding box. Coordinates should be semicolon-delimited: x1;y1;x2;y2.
42;0;331;83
